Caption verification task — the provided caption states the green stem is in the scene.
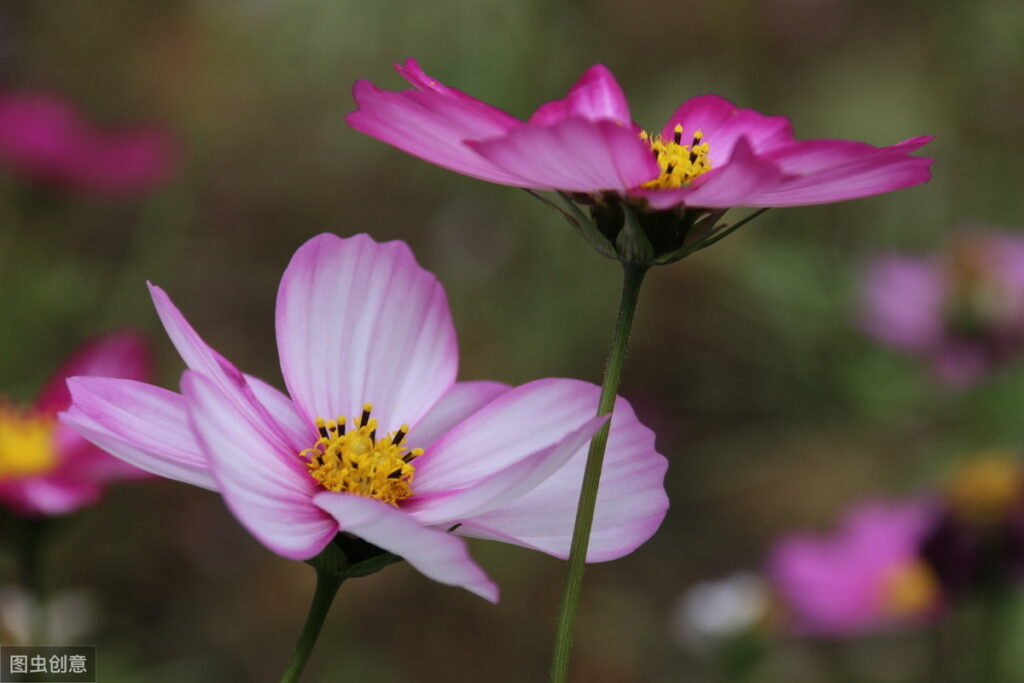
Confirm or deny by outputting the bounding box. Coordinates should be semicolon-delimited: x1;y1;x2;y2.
279;570;345;683
548;262;648;683
17;518;48;643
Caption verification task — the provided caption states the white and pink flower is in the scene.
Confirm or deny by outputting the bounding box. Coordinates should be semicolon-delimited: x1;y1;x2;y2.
62;233;669;602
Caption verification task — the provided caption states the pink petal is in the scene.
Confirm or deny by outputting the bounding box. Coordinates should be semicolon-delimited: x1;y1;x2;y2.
60;377;214;490
455;393;668;562
276;233;458;434
468;117;659;193
406;381;510;449
245;374;311;453
182;371;336;560
313;492;498;603
148;282;298;452
407;414;607;525
858;256;945;351
35;330;151;415
530;64;633;127
0;478;101;517
748;151;933;207
767;136;932;175
413;378;601;493
634;137;786;210
661;95;795;165
346;79;528;186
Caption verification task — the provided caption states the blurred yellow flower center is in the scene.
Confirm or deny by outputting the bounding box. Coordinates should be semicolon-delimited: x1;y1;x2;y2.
946;453;1022;526
0;405;57;479
639;124;712;190
299;403;422;506
880;560;939;617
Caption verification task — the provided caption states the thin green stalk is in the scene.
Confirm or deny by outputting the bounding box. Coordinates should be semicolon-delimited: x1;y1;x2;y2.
549;262;647;683
280;571;345;683
17;518;48;643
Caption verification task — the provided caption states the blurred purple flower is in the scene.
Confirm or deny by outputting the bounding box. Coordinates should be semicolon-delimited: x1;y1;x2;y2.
0;93;174;196
347;60;932;210
62;233;669;601
768;499;940;637
860;232;1024;385
0;332;152;516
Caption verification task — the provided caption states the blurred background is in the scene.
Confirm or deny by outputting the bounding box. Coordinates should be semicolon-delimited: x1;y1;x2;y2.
1;0;1023;681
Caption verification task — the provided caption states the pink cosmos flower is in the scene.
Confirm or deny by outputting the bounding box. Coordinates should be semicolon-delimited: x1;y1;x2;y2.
0;332;152;516
347;60;933;211
0;93;174;196
859;232;1024;385
768;499;941;637
61;233;669;602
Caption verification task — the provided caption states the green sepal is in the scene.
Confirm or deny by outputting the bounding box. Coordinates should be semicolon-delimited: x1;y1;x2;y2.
616;205;654;265
345;552;403;578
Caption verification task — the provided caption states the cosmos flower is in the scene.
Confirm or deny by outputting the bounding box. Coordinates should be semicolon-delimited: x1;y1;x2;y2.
0;93;174;196
768;499;940;636
61;233;669;602
347;60;933;211
0;332;152;516
860;231;1024;385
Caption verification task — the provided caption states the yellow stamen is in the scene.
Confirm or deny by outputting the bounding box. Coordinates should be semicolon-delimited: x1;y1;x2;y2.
300;404;421;506
946;452;1022;526
639;124;713;190
880;561;939;617
0;404;58;479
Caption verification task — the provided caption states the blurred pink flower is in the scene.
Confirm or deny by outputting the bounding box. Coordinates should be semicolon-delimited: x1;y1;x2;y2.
62;233;669;602
860;232;1024;385
0;93;174;196
347;60;932;210
0;332;152;516
768;499;941;637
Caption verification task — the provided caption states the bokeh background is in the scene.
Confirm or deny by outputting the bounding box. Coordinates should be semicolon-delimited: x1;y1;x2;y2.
1;0;1023;681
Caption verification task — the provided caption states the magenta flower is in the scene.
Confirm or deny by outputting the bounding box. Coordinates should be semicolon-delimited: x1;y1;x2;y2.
768;499;941;637
347;60;932;212
61;233;669;601
0;332;152;516
0;93;174;196
860;232;1024;385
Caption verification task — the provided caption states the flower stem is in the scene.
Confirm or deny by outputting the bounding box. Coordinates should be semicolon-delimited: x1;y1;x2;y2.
17;518;48;643
549;262;648;683
280;570;345;683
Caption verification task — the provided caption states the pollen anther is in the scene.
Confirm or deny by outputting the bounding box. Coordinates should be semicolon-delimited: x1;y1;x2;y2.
300;405;420;506
639;125;712;190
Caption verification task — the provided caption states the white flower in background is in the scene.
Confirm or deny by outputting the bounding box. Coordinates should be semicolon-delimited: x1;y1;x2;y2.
671;571;770;652
0;585;97;645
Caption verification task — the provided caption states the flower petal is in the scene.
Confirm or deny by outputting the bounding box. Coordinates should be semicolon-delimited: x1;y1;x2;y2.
346;77;528;186
767;136;932;175
661;95;795;161
468;117;659;193
454;393;669;562
0;478;101;517
148;282;298;452
748;150;934;207
60;377;215;490
34;331;151;415
182;371;336;560
313;492;498;603
530;65;633;126
245;374;311;453
634;137;786;210
407;414;607;526
858;256;944;351
406;381;510;449
412;378;602;493
276;233;458;434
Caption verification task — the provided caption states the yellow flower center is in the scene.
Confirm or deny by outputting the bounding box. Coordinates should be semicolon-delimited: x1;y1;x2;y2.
639;124;713;190
880;560;939;617
298;403;422;506
946;452;1022;526
0;404;58;479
